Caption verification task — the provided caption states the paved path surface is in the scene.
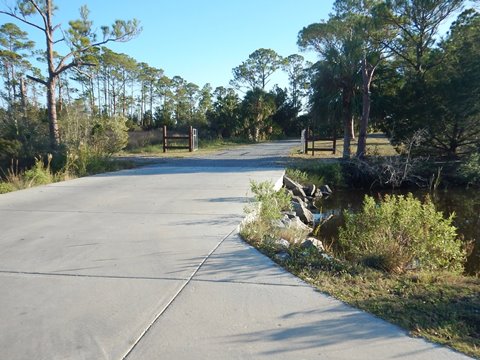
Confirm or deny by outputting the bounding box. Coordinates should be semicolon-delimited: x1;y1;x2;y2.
0;140;471;359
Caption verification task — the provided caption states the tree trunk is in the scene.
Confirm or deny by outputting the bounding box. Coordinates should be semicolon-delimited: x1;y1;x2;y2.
47;78;60;148
57;77;63;113
122;70;126;117
89;77;95;115
342;87;353;159
45;0;60;149
357;57;374;158
97;73;102;115
20;77;27;119
350;117;355;140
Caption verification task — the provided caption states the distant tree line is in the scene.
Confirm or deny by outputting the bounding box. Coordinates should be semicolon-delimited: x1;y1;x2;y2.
0;0;479;174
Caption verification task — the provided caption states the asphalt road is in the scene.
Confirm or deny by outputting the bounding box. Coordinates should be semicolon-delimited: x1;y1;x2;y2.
0;140;471;359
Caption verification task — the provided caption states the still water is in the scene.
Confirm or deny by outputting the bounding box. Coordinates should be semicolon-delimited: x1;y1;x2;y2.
316;188;480;275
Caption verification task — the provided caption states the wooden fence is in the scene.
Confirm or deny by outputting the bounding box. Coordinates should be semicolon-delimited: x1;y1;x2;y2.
162;126;198;152
301;127;336;155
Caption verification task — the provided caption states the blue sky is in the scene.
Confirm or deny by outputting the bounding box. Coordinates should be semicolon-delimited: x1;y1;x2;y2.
6;0;335;90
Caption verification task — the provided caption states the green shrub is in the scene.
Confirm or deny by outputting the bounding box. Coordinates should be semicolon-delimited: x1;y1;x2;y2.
241;180;292;244
287;162;344;187
316;162;344;186
249;180;291;221
338;194;465;273
0;182;15;194
285;168;309;185
459;152;480;186
90;116;129;155
23;155;54;185
61;144;123;177
0;138;21;161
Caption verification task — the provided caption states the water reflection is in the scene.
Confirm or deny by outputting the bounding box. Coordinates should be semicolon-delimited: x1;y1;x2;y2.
316;189;480;275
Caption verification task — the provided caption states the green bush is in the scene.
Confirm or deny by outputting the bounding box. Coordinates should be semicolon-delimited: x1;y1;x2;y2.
0;182;15;194
0;138;21;161
287;162;344;187
23;155;54;185
285;168;309;185
61;144;123;177
241;180;292;244
249;180;291;222
459;152;480;186
90;116;129;155
58;110;129;177
338;194;465;273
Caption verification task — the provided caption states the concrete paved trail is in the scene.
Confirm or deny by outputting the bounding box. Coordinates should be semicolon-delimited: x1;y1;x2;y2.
0;140;470;359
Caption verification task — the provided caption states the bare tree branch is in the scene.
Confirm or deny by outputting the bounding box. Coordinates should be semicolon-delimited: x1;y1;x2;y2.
28;0;48;30
26;74;47;86
55;31;136;75
0;9;44;32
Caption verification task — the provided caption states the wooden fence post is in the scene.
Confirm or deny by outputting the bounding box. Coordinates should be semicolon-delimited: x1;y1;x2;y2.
163;125;167;153
332;128;337;154
305;127;309;154
188;126;193;152
311;127;315;157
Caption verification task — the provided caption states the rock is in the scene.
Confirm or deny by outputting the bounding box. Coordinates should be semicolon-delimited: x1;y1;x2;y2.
300;239;314;249
275;251;291;262
305;197;317;211
292;201;314;224
319;185;333;196
283;176;307;198
321;253;333;261
289;216;313;234
303;184;316;197
301;237;324;251
280;214;292;228
273;219;287;229
284;211;296;219
291;196;305;204
292;187;306;199
275;238;290;249
283;175;299;190
314;189;323;199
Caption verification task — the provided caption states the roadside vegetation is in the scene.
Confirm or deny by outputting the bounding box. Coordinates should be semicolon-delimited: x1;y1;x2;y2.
1;1;479;195
0;110;136;194
241;179;480;358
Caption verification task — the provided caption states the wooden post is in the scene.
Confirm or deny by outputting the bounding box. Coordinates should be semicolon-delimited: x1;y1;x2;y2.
163;125;167;153
332;128;337;155
188;126;193;152
305;127;309;154
311;126;315;157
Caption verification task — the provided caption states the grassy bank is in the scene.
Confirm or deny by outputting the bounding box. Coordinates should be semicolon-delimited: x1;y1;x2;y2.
267;244;479;358
241;179;480;358
0;156;136;194
247;224;480;358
